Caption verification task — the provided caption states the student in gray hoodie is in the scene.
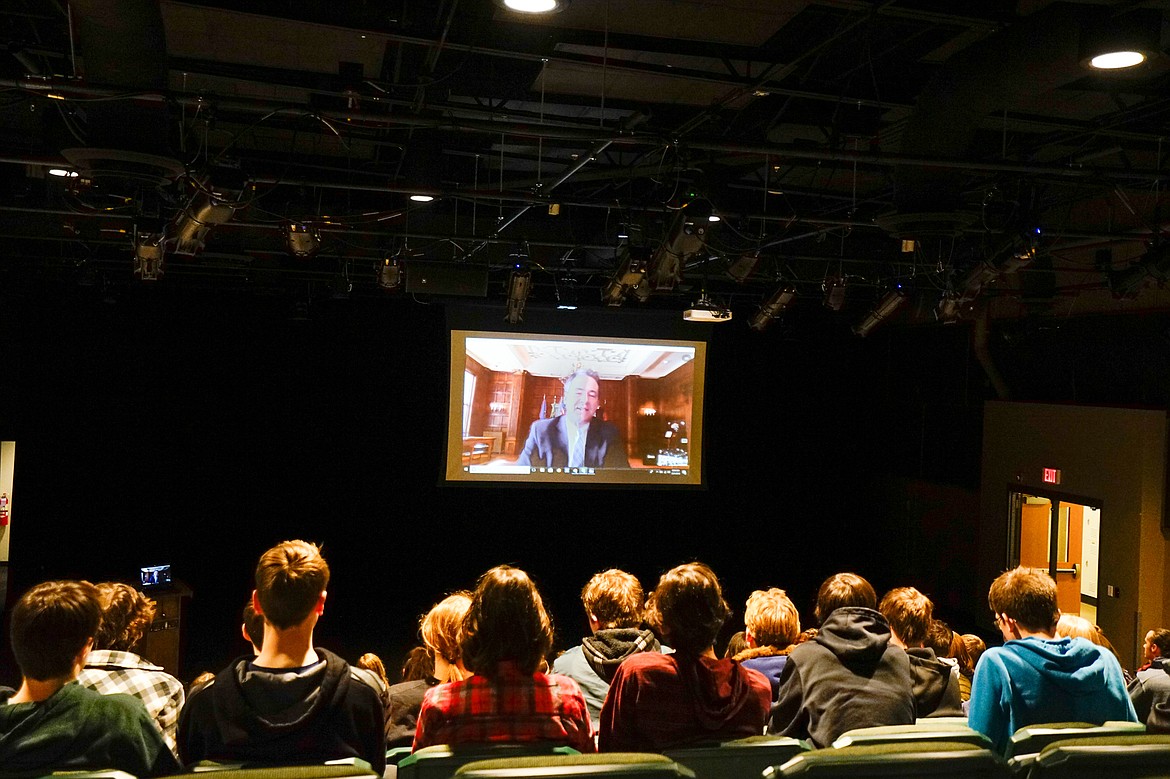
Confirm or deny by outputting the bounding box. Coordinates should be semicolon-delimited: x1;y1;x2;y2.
553;569;662;724
768;572;915;747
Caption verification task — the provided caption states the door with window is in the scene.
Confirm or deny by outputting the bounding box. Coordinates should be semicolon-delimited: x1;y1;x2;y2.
1007;489;1101;621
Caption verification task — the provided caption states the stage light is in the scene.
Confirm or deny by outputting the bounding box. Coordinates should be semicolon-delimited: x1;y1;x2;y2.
556;276;578;310
749;285;796;331
378;257;402;290
683;293;732;323
853;286;907;337
505;267;532;324
409;194;435;202
285;223;321;257
48;168;78;178
935;292;961;324
173;190;236;255
727;251;761;282
823;276;845;311
133;234;165;281
602;248;648;306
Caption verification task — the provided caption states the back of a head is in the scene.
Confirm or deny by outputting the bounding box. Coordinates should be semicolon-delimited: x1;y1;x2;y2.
401;646;434;682
255;540;330;630
645;562;730;655
581;569;644;629
878;587;933;647
358;652;389;686
814;572;876;626
1056;613;1099;642
988;566;1058;633
11;580;101;681
744;588;801;648
961;633;986;666
925;619;955;656
420;591;473;670
242;600;265;652
93;582;156;652
462;566;553;675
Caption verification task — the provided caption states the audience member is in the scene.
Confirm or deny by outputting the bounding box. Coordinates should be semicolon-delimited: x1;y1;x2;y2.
552;569;662;724
358;652;390;688
386;592;471;748
768;572;914;747
878;587;963;718
962;633;986;667
599;562;771;751
189;671;215;694
1129;627;1170;726
241;600;264;655
178;540;386;772
76;582;185;755
732;588;801;698
400;645;434;682
413;566;593;752
932;622;974;702
723;631;748;659
969;567;1137;753
0;581;179;776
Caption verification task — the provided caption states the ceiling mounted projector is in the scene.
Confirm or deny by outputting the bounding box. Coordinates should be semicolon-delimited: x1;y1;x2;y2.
683;294;732;322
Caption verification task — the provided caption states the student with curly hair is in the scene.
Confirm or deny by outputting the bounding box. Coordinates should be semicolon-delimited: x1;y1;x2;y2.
77;583;185;754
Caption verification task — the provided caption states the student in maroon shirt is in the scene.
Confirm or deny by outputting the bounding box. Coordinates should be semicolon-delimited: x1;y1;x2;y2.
599;562;771;751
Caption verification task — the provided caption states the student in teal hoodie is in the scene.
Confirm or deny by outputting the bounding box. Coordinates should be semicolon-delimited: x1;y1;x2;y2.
969;567;1137;753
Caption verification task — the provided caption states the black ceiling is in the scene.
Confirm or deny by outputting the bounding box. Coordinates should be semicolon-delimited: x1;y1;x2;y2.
2;0;1169;329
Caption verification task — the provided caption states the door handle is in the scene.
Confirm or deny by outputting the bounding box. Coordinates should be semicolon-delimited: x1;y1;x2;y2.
1055;564;1079;579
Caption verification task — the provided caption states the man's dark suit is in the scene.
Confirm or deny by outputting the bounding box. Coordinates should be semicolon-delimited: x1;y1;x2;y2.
518;415;626;469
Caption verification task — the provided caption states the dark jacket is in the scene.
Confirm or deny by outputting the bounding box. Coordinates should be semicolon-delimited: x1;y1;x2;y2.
599;651;771;751
0;682;179;777
768;607;915;747
906;647;965;718
177;648;386;773
385;679;434;748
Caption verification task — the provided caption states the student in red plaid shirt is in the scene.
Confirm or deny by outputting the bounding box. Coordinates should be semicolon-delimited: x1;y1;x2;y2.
412;565;594;753
77;583;185;755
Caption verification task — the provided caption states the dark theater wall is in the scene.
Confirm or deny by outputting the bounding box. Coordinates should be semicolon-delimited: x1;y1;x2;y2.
0;282;1009;682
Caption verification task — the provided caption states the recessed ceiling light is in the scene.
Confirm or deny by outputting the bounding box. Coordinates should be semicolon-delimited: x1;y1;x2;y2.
48;168;78;178
501;0;563;13
708;215;721;222
1090;50;1146;69
409;194;435;202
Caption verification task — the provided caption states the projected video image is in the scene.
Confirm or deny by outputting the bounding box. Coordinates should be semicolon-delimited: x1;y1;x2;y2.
447;331;705;486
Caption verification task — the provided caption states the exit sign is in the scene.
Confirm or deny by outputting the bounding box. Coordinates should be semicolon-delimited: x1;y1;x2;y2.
1043;467;1062;484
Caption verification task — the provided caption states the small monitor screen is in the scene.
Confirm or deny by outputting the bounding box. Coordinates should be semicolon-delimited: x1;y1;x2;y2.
446;330;705;486
140;564;172;587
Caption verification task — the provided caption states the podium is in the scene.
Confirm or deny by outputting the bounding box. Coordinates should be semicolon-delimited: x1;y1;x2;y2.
137;579;192;678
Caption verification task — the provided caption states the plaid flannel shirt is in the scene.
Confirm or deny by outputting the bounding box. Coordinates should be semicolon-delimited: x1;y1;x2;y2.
77;650;185;755
412;661;594;753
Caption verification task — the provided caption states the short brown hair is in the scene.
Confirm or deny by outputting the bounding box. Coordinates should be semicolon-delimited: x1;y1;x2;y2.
581;569;644;629
420;591;473;670
645;562;730;654
879;587;933;647
814;572;876;625
255;540;330;629
1149;629;1170;657
93;583;156;652
926;619;955;656
462;566;554;675
744;588;800;648
987;566;1059;632
11;580;101;681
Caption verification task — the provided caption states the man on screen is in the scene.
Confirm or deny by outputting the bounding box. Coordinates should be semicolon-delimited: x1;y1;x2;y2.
517;368;627;469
